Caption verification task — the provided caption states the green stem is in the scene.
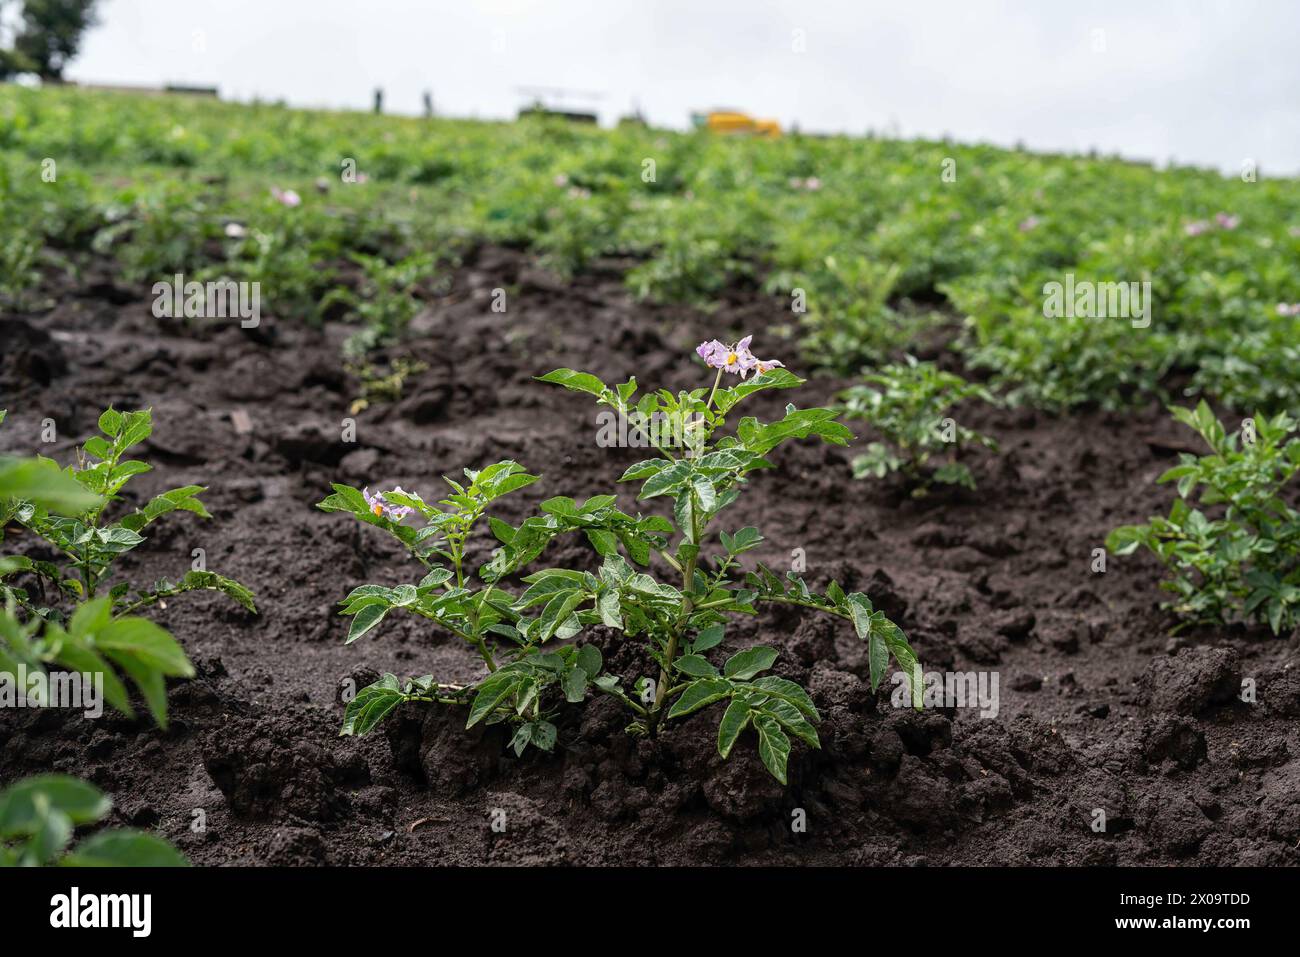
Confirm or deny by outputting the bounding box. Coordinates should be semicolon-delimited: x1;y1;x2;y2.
651;489;702;729
705;368;723;410
473;636;498;672
655;548;683;574
755;593;851;621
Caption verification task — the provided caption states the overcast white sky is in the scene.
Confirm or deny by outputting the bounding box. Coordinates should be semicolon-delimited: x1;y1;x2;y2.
66;0;1300;175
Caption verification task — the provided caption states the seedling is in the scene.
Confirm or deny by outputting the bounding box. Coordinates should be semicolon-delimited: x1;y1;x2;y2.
1108;401;1300;635
0;774;186;866
0;407;255;617
840;356;998;492
320;338;921;784
321;251;439;358
0;408;253;726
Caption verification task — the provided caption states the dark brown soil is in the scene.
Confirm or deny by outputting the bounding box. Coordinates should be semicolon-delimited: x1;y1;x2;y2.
2;246;1297;866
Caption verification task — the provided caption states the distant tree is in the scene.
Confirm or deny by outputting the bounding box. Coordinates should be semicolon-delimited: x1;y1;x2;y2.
5;0;99;81
0;0;29;78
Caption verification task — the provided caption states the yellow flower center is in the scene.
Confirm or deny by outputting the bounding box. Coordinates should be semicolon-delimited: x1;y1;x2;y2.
726;352;738;366
372;503;384;516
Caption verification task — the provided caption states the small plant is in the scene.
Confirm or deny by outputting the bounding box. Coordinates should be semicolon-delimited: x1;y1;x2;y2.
0;407;255;616
345;355;429;414
323;251;439;358
0;774;187;867
0;408;254;725
839;355;998;492
320;337;921;784
1108;401;1300;635
0;596;194;727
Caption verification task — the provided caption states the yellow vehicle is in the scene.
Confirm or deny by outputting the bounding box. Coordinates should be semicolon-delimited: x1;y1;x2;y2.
691;110;782;138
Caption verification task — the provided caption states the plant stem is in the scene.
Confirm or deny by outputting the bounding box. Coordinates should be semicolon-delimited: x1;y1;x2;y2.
705;368;723;409
473;636;498;672
650;489;701;730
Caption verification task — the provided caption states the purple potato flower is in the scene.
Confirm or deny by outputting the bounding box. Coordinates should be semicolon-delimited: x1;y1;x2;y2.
696;335;785;379
363;486;414;522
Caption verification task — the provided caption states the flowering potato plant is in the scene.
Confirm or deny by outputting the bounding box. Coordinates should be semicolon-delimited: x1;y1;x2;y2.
839;356;998;492
1107;402;1300;635
321;338;921;784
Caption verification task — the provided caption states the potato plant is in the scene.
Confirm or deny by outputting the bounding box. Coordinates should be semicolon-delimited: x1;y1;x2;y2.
1108;401;1300;634
0;408;255;616
320;339;922;784
0;407;254;726
839;356;998;492
5;86;1298;418
0;774;186;867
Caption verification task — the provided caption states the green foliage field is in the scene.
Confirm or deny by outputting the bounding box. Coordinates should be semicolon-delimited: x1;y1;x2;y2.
2;85;1297;412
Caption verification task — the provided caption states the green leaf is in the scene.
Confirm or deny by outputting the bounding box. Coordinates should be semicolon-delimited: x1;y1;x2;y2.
867;631;890;692
118;410;154;450
488;516;517;544
561;667;588;703
723;645;779;680
27;804;72;865
102;649;170;728
65;830;189;867
537;368;608;397
0;775;111;833
466;671;520;727
119;485;210;531
97;409;123;437
537;588;584;642
689;474;716;513
317;483;370;515
721;526;763;555
716;697;751;758
692;624;724;652
619;459;670;482
750;675;820;720
585;528;619;556
753;713;792;784
0;458;101;515
673;654;719;678
1105;525;1147;556
640;460;691;499
596;588;622;629
757;697;821;749
540;496;582;520
576;644;603;678
69;596;113;637
508;723;533;756
96;617;194;677
341;675;406;736
49;640;133;719
879;620;923;709
715;368;804;413
345;604;388;644
666;677;733;718
530;720;558;751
